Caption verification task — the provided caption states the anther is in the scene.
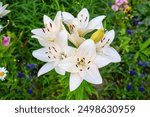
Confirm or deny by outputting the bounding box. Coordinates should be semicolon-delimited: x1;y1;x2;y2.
42;28;45;33
87;67;90;70
50;23;52;28
88;61;91;64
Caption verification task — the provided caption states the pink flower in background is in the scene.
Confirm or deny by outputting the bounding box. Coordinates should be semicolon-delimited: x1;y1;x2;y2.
112;0;128;12
2;36;10;47
112;5;119;12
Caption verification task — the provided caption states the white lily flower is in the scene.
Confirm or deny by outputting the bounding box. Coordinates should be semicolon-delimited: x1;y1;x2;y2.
62;8;105;47
95;30;121;68
59;39;103;91
31;11;68;46
0;67;8;81
0;2;10;18
32;30;75;77
62;8;105;37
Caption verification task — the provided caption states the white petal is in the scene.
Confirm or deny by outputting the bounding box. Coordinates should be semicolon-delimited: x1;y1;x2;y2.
83;64;102;84
77;8;89;28
66;46;76;56
43;15;57;31
54;11;62;27
70;73;83;91
94;54;111;68
77;39;96;60
38;62;55;77
0;10;10;17
55;30;68;51
0;4;8;13
102;46;121;62
99;30;115;47
55;66;65;75
32;35;52;47
31;29;45;36
87;16;106;30
62;12;74;21
69;31;85;47
32;48;53;62
59;57;78;73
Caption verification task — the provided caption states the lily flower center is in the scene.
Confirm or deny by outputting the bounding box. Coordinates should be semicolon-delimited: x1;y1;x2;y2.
60;53;67;60
46;46;67;60
76;58;91;71
0;72;4;76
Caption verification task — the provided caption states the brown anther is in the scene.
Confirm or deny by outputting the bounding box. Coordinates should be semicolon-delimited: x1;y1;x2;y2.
76;65;78;68
50;23;52;28
80;69;83;71
47;28;50;32
77;58;79;61
88;61;91;64
42;28;45;33
87;67;90;70
85;17;87;22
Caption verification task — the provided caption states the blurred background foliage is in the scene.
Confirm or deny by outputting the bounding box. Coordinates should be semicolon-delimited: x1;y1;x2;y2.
0;0;150;99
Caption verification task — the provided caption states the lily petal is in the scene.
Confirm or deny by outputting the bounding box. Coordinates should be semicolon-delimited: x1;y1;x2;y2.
77;39;96;60
59;56;78;73
32;48;54;62
87;16;106;30
0;4;8;13
83;64;102;84
38;62;55;77
54;11;62;28
99;30;115;48
0;10;10;17
32;48;49;62
62;12;74;21
94;54;111;68
69;31;85;47
55;30;68;51
31;29;45;36
43;15;56;31
102;46;121;62
55;66;65;75
77;8;89;28
70;73;83;91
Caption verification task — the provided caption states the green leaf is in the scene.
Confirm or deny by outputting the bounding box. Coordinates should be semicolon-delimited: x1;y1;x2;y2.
141;48;150;57
140;39;150;50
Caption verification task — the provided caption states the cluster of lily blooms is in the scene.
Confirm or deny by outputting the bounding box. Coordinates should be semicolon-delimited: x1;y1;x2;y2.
32;8;121;91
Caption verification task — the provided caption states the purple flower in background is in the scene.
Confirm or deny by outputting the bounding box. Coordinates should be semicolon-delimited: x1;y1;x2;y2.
127;29;132;35
142;37;147;41
139;87;144;92
18;72;23;78
17;89;21;93
126;84;132;91
26;64;37;69
130;70;135;76
27;89;33;94
2;36;10;47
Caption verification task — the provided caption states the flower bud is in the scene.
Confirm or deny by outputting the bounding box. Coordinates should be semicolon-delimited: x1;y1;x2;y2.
90;29;104;43
2;36;10;47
